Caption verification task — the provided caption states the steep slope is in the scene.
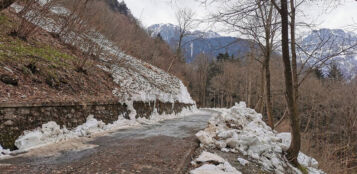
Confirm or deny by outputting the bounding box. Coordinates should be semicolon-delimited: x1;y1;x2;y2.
0;1;196;152
148;23;251;62
5;2;194;106
0;11;118;103
299;28;357;80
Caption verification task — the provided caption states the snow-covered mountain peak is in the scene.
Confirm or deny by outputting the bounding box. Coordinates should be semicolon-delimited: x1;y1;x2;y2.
299;28;357;80
147;23;250;62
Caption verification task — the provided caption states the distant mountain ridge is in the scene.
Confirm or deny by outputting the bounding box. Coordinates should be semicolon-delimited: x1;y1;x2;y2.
149;24;357;79
148;23;251;62
299;28;357;80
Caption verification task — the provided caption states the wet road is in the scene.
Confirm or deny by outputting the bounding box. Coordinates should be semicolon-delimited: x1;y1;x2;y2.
0;112;213;174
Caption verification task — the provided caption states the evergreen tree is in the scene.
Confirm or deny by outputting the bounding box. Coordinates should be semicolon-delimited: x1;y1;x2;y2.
216;52;230;62
156;33;163;41
313;68;324;79
118;1;130;16
224;51;229;59
328;63;344;80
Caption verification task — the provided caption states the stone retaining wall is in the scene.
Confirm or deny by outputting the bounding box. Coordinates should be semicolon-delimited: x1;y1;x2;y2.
0;100;192;150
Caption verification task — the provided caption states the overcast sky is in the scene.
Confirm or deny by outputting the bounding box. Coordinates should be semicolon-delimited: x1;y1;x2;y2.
125;0;357;34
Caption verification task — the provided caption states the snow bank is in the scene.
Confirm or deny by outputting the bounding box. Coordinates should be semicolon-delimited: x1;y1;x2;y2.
237;158;249;166
195;102;325;174
195;151;226;163
277;133;319;169
0;145;11;158
12;106;197;152
191;151;241;174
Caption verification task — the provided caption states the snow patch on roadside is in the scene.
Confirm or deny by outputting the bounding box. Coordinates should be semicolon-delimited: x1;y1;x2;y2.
191;151;241;174
277;133;319;169
10;106;198;153
0;145;11;158
195;102;325;174
237;158;250;166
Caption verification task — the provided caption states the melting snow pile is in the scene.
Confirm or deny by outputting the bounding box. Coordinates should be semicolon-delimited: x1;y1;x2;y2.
195;102;325;174
104;53;195;104
191;151;241;174
13;115;136;151
0;145;11;158
6;106;197;154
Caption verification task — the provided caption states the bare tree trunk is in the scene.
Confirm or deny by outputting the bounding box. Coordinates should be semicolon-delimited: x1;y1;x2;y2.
255;65;265;113
177;33;184;61
202;87;206;107
247;51;253;108
290;0;299;101
221;91;224;108
264;28;274;129
248;75;252;107
167;56;176;72
279;0;301;166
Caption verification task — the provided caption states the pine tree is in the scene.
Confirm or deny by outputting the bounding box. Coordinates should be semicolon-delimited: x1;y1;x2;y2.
156;33;163;41
328;63;343;80
313;68;324;79
224;51;229;60
118;1;130;16
216;52;230;62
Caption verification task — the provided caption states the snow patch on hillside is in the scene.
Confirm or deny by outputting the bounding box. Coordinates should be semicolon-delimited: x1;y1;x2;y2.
11;3;195;105
195;102;325;174
105;55;194;104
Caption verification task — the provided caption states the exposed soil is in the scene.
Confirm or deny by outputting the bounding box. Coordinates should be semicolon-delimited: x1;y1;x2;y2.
0;9;119;104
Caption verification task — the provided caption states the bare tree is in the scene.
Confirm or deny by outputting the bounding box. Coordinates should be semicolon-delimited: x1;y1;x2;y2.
193;53;210;106
176;8;195;58
11;0;61;40
271;0;301;166
203;0;280;129
167;8;195;72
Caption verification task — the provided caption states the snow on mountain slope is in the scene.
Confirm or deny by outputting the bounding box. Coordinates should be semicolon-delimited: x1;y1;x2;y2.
149;23;221;40
196;102;325;174
298;28;357;80
148;23;251;62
